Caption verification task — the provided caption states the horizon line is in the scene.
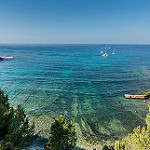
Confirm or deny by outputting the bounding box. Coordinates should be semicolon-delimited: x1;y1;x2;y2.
0;43;150;45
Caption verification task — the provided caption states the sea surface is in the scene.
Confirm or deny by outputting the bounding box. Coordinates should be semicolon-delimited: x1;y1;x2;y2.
0;44;150;146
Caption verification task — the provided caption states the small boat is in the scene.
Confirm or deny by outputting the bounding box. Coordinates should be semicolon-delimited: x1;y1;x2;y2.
102;47;108;57
124;94;150;99
102;53;108;57
112;48;115;55
0;56;14;59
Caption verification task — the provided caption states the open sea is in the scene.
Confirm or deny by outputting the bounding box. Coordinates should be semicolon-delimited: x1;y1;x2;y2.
0;44;150;147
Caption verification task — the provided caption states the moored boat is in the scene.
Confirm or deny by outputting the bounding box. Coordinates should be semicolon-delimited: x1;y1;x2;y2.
102;46;108;57
102;53;108;57
124;94;150;99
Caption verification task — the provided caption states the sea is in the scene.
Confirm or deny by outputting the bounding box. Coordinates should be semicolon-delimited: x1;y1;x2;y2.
0;44;150;147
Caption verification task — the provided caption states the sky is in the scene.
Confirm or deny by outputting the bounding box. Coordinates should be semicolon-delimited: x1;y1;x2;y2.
0;0;150;44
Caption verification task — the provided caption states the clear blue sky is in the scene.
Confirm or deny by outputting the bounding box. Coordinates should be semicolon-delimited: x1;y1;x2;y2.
0;0;150;44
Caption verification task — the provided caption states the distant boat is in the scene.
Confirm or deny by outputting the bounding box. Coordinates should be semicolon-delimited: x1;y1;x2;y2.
0;56;14;59
112;48;115;55
102;47;108;57
100;51;103;54
102;53;108;57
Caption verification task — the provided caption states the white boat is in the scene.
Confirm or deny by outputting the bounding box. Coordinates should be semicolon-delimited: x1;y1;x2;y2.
102;53;108;57
102;47;108;57
112;48;115;55
0;56;14;59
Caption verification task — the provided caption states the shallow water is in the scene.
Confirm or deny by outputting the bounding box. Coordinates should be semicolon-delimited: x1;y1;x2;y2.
0;44;150;145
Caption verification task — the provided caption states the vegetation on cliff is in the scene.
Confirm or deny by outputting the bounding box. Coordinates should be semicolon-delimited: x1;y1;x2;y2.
44;115;77;150
0;90;34;149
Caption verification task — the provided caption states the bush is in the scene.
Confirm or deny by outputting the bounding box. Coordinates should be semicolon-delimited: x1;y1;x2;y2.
0;90;34;149
0;90;14;139
44;115;77;150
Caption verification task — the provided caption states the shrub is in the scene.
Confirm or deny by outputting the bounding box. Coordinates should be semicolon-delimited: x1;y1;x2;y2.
44;115;77;150
0;89;34;149
0;90;14;139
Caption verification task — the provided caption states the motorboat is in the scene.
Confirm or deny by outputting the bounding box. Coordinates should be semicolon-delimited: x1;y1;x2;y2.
102;46;108;57
102;53;108;57
0;56;14;59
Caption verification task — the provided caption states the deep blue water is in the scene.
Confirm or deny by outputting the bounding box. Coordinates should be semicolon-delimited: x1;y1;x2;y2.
0;44;150;143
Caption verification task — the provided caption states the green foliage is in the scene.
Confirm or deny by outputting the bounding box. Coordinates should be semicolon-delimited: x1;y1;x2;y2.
0;89;34;149
113;103;150;150
0;90;10;109
44;115;77;150
0;90;14;139
103;145;114;150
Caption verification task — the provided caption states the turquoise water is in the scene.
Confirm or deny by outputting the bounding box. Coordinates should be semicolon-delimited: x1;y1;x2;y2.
0;44;150;143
